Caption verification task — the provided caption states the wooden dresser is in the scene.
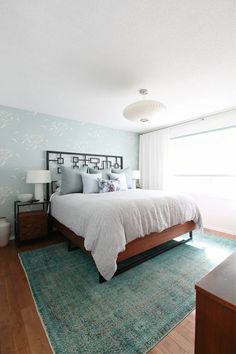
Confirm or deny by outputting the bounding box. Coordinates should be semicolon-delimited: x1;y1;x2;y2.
195;251;236;354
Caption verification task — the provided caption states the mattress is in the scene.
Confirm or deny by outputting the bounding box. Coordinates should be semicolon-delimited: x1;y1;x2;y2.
51;189;202;280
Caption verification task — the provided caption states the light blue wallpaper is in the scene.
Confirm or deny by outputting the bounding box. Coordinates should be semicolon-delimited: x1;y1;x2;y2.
0;105;139;235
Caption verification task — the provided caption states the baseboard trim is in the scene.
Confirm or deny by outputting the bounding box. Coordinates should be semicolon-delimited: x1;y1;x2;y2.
204;228;236;239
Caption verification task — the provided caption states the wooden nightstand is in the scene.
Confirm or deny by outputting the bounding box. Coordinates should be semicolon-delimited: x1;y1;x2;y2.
14;200;50;247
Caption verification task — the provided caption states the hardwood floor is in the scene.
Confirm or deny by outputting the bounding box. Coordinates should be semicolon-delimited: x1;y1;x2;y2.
0;235;63;354
0;230;233;354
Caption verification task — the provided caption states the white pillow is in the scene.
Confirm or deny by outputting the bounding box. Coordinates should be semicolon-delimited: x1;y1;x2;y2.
81;172;102;193
109;172;128;191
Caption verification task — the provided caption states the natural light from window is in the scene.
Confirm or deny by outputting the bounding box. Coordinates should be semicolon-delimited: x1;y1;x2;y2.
169;126;236;200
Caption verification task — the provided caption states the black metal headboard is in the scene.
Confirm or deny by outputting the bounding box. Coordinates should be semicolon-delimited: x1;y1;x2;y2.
46;150;123;199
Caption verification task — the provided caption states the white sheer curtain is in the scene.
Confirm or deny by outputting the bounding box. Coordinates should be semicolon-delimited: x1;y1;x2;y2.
139;128;170;190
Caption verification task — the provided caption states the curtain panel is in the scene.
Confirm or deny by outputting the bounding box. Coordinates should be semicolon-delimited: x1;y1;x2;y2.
139;128;169;190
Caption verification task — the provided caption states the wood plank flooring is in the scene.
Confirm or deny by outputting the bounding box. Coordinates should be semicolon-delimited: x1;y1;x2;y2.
0;230;234;354
0;236;62;354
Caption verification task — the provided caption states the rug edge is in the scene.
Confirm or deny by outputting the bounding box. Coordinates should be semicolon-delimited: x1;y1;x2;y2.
18;254;56;354
145;308;195;354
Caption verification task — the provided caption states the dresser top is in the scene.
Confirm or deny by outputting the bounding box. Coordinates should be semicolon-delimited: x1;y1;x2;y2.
195;251;236;311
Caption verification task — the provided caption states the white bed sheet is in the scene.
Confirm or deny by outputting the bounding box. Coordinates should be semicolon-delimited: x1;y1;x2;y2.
50;189;202;280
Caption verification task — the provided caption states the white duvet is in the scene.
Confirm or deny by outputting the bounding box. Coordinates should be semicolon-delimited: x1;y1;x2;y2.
51;189;202;280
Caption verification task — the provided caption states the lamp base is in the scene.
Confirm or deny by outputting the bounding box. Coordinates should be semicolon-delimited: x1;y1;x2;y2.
34;184;44;202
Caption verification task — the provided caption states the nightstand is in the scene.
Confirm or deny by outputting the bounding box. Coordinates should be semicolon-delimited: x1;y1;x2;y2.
14;200;50;247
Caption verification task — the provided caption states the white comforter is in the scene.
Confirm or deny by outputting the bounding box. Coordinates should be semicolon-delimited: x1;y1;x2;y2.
51;189;202;280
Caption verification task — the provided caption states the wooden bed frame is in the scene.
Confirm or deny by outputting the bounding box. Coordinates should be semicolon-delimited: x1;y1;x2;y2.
51;216;196;282
46;150;196;282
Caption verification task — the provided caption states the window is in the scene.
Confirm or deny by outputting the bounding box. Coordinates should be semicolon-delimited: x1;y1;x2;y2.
170;127;236;176
169;126;236;199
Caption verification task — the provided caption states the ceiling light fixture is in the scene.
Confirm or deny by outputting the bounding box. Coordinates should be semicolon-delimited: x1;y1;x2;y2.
123;89;166;123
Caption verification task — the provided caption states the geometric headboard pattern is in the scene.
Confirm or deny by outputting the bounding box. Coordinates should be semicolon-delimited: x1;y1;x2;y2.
46;150;123;198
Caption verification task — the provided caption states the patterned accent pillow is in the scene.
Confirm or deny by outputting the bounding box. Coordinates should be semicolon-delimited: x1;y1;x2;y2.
108;172;128;191
97;178;120;193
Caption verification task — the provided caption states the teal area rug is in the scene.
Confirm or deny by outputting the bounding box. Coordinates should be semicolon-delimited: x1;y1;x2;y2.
19;231;236;354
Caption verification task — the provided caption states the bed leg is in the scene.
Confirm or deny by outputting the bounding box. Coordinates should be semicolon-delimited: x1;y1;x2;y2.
67;240;79;252
189;231;193;239
99;273;106;283
48;215;53;239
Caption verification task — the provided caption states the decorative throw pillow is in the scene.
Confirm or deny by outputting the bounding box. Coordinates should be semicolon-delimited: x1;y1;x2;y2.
88;167;111;180
97;178;120;193
109;172;128;191
60;166;88;195
111;167;132;189
81;172;102;194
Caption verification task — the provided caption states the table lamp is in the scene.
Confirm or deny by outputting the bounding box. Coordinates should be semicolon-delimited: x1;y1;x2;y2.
26;170;51;202
132;170;141;189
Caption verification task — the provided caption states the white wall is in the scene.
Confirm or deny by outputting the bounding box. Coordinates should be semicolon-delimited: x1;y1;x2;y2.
170;110;236;235
191;193;236;235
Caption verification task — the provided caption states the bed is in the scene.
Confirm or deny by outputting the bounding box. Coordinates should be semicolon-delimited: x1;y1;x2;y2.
47;150;202;282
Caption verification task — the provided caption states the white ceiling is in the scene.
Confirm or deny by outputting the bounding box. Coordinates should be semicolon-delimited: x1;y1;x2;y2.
0;0;235;133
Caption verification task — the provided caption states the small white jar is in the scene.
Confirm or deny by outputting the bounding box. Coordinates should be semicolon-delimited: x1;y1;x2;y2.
0;217;10;247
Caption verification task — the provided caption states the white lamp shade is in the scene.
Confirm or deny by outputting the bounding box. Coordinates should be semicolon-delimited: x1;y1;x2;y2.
132;170;141;180
26;170;51;184
123;100;166;122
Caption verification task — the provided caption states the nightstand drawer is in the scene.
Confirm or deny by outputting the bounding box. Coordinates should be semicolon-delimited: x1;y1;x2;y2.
19;211;48;240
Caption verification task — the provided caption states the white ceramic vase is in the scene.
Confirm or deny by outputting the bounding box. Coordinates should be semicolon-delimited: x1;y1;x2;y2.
0;217;10;247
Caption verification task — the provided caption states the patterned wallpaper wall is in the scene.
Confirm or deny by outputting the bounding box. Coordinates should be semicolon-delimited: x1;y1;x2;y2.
0;105;139;235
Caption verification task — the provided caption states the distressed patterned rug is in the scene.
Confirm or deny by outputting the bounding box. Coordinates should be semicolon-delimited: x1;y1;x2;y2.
19;231;236;354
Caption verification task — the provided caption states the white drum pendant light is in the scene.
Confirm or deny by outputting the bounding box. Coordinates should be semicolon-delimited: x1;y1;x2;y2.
123;89;166;123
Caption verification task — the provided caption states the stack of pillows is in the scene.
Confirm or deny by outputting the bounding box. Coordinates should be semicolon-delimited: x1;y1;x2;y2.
60;166;133;195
